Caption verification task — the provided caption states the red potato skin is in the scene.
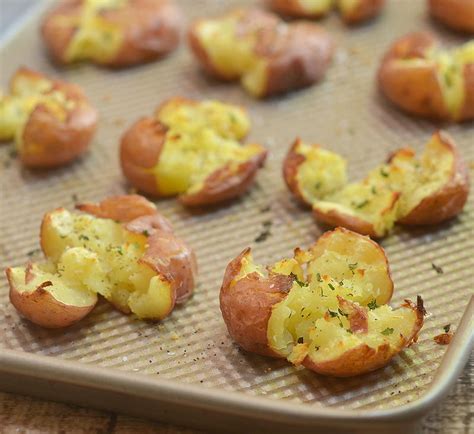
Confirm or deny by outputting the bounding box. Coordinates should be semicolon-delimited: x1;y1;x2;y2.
76;195;198;306
10;68;97;168
256;21;334;97
302;298;425;377
377;32;474;121
267;0;332;19
179;152;268;207
397;132;470;226
188;9;334;97
282;138;313;207
312;191;400;239
341;0;385;24
268;0;384;23
220;249;293;358
41;0;182;67
429;0;474;34
6;266;96;329
120;117;168;197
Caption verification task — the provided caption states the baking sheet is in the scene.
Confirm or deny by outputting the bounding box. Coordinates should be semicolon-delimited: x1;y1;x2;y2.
0;0;473;431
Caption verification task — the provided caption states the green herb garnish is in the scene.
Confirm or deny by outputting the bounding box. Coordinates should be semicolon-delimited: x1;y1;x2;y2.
290;273;308;287
367;299;378;310
328;283;335;291
443;324;451;333
381;327;394;336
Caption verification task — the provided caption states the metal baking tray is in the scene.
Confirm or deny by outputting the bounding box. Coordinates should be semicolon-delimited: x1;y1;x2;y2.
0;1;473;432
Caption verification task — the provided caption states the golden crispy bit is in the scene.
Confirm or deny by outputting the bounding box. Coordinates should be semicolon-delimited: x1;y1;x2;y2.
378;32;474;122
188;8;334;97
120;98;267;206
41;0;182;67
0;67;97;168
6;195;197;328
283;131;469;237
220;227;424;377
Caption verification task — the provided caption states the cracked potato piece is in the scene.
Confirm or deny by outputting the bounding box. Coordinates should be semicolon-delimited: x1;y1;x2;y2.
378;32;474;122
0;67;97;168
283;132;469;237
6;195;197;328
268;0;385;24
188;8;334;98
120;98;267;206
41;0;182;67
429;0;474;34
220;227;424;377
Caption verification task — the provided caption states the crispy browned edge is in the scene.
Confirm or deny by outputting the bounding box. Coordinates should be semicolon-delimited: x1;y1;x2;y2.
429;0;474;34
41;0;182;68
302;296;425;377
312;192;400;238
11;67;97;168
6;265;96;329
120;97;267;205
220;248;293;358
267;0;332;18
220;227;395;362
340;0;385;24
283;138;316;207
397;131;470;225
187;8;334;98
377;31;474;122
75;195;197;308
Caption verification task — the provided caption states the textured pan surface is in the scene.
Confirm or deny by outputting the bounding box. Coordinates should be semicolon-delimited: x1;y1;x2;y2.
0;0;472;413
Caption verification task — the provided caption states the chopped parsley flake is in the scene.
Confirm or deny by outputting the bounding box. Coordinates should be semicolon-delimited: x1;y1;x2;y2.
328;283;335;291
78;234;89;241
297;337;304;344
348;262;358;270
367;299;378;310
443;324;451;333
355;199;369;209
380;168;389;178
316;273;322;282
290;273;308;287
381;327;394;336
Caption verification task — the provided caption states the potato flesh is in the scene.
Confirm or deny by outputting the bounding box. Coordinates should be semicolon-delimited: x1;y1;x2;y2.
195;15;267;96
294;141;347;203
336;0;358;14
41;209;172;319
299;0;334;14
8;257;97;307
267;241;394;356
153;100;263;195
366;135;453;219
0;73;74;147
60;0;125;63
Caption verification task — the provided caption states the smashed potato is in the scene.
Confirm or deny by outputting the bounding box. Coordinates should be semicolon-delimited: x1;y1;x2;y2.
188;8;334;98
6;195;197;328
41;0;182;67
378;32;474;121
268;0;385;24
220;227;424;377
283;132;469;237
0;67;97;168
120;98;267;206
429;0;474;34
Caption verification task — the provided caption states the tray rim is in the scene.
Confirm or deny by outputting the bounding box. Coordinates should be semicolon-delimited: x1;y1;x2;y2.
0;0;473;429
0;297;472;426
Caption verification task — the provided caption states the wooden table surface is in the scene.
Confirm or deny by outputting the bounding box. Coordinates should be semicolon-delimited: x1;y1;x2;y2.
0;1;472;433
